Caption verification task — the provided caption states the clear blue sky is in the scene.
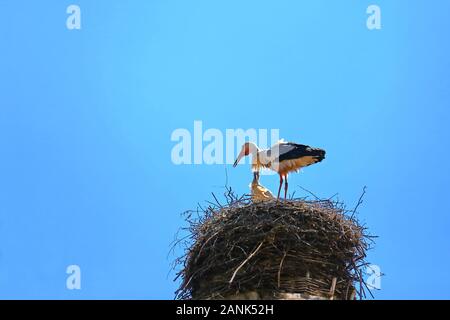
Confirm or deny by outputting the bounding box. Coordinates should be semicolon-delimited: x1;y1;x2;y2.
1;0;449;299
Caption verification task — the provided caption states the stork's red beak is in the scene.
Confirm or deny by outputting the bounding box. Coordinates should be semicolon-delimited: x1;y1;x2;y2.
233;151;244;167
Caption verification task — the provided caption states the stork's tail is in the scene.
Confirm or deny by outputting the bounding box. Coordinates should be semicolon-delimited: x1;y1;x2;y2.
311;148;326;163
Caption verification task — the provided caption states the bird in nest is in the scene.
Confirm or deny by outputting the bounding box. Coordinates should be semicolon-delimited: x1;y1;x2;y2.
250;171;274;202
234;139;326;200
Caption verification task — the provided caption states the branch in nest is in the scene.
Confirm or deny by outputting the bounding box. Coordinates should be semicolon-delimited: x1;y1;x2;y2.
229;241;264;285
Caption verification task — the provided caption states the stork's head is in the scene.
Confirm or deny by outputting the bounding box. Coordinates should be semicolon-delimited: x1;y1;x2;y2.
233;142;258;167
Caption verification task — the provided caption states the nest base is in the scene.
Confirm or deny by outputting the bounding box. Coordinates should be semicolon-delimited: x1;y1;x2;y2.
175;198;371;300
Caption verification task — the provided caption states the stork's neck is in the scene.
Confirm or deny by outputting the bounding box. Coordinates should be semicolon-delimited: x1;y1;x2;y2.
247;143;263;171
247;142;260;155
248;143;261;164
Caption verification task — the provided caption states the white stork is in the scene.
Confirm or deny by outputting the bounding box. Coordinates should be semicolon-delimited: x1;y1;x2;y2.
233;140;326;200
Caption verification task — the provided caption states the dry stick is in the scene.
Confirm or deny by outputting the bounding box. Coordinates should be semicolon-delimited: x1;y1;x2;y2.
224;167;229;189
351;186;367;219
345;281;351;300
205;201;218;210
358;269;366;299
229;241;264;285
361;274;375;299
329;277;337;300
195;231;220;263
277;251;288;288
298;186;321;200
211;192;223;208
327;193;339;201
182;274;195;290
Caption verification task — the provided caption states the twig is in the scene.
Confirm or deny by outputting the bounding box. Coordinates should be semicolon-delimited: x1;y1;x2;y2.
351;186;367;219
277;251;288;288
211;192;223;208
224;167;229;189
298;186;320;200
329;277;337;300
229;241;264;284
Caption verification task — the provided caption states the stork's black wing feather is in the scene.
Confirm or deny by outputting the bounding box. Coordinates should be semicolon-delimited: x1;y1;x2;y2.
278;142;326;163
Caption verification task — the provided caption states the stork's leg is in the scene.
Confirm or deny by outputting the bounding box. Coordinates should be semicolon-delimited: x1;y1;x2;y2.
284;175;288;200
277;175;284;200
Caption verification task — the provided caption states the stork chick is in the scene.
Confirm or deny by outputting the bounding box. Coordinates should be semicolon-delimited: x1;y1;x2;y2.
250;172;274;202
234;140;326;200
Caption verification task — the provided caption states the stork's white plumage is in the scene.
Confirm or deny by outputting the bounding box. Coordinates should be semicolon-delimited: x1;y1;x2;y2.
234;140;326;200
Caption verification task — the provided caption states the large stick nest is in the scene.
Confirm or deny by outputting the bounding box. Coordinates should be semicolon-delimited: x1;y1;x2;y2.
173;188;375;300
